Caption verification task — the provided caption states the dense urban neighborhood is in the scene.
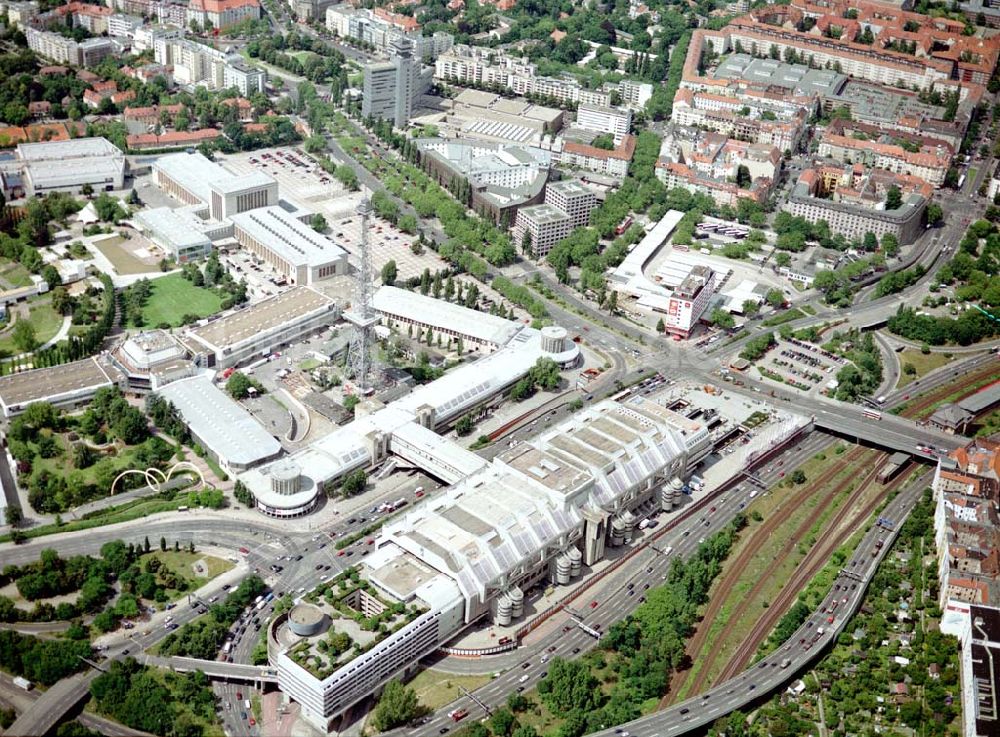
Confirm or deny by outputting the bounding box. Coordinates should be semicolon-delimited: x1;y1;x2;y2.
0;0;997;734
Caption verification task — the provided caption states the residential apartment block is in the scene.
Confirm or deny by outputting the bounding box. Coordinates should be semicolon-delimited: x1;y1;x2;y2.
325;4;452;60
154;37;265;94
671;88;809;154
25;27;113;66
186;0;260;30
685;0;999;101
784;164;931;244
512;204;572;258
435;45;627;108
561;135;635;179
817;132;949;187
575;103;632;142
654;131;779;207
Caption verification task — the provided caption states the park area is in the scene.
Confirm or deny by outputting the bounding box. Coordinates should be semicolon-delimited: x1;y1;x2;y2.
0;300;62;356
139;273;223;327
894;347;955;388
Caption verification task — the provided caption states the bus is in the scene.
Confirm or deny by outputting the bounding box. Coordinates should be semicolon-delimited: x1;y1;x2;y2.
615;216;634;235
862;408;882;420
700;222;720;231
223;642;232;655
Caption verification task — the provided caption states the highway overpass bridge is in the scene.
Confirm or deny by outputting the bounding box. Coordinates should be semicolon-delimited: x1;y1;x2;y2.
6;671;100;737
142;655;278;685
719;375;961;457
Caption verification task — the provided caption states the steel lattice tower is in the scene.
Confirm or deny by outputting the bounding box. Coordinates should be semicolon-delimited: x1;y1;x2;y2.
344;197;379;392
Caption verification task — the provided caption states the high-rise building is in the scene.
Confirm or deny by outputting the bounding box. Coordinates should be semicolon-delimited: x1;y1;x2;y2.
544;180;597;229
362;37;418;128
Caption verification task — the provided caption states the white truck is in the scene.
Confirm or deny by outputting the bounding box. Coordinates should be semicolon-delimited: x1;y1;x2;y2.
638;519;651;530
13;677;32;691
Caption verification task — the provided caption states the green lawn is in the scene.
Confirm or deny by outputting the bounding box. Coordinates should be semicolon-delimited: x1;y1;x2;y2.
148;550;234;584
895;347;955;388
0;262;34;288
141;274;224;327
0;302;63;356
93;236;154;276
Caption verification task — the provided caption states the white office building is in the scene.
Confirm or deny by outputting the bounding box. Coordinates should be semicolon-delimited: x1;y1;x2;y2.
17;137;126;197
575;103;632;142
230;206;349;286
134;208;213;262
512;203;573;258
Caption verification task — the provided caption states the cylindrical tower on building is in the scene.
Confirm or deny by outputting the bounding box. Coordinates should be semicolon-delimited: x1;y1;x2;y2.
495;593;512;626
567;546;582;578
509;586;524;619
662;477;684;512
287;603;328;637
270;459;302;496
555;553;572;585
540;325;568;354
610;516;626;547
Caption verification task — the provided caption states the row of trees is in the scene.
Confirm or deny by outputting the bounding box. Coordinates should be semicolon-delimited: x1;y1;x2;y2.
158;575;266;659
531;517;747;735
91;659;217;737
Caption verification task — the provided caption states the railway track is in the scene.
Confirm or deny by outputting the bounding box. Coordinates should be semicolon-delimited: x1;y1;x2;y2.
714;462;915;682
679;450;887;697
899;361;1000;419
659;444;870;708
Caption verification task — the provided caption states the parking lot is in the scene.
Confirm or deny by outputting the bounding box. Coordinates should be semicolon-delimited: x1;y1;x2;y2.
218;147;361;223
756;337;846;394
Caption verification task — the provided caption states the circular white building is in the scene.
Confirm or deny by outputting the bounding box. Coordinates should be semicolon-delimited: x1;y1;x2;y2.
252;459;319;518
287;603;328;637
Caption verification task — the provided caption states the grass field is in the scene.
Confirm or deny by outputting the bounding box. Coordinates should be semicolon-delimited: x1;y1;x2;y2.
0;261;33;288
0;301;62;355
895;347;955;388
141;274;223;327
406;670;492;711
93;237;154;276
150;550;234;582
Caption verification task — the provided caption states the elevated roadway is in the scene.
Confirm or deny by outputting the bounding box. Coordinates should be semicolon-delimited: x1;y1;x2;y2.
5;671;101;737
142;655;277;683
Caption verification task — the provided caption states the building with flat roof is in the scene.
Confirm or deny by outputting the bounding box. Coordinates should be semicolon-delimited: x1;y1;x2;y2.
16;137;126;197
109;329;194;392
26;26;113;66
957;604;1000;737
511;203;572;258
416;138;550;224
230;206;349;286
817;132;950;187
713;55;847;98
265;392;706;731
575;103;632;142
151;151;278;216
671;88;809;154
156;374;282;472
362;37;421;129
134;208;214;262
0;357;115;418
544;179;597;229
183;286;340;368
784;164;932;244
373;286;522;352
560;134;635;179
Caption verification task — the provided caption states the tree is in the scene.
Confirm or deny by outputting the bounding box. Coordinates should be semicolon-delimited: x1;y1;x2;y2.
885;185;902;210
160;537;167;552
790;469;806;484
926;202;944;226
310;213;327;232
774;252;792;268
765;289;784;308
80;184;94;198
341;468;367;497
226;372;262;399
4;505;22;527
343;394;359;415
710;308;735;329
455;414;474;436
903;362;917;376
655;317;665;333
881;232;900;258
490;708;517;737
742;300;760;317
371;679;419;731
12;320;36;353
381;260;397;286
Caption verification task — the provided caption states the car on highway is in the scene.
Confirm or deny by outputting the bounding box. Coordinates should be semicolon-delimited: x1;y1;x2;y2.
590;600;598;608
572;647;580;654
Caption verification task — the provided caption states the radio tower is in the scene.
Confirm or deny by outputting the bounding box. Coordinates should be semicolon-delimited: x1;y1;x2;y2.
345;197;379;393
